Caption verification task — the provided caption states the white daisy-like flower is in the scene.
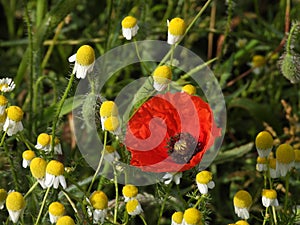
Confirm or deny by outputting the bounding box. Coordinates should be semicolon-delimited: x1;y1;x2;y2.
6;191;25;223
3;106;24;136
103;116;121;135
104;145;120;162
181;84;196;95
255;131;273;158
0;95;7;115
22;150;36;168
268;158;279;178
45;160;67;189
256;156;268;172
171;211;183;225
262;189;279;208
50;135;63;155
233;190;252;220
99;101;118;130
122;184;138;202
0;78;15;93
48;201;66;224
276;144;295;177
196;170;215;194
162;172;182;185
121;16;139;40
167;18;186;45
68;45;95;79
88;191;108;224
152;65;172;91
30;157;47;189
0;189;7;210
182;208;202;225
126;199;143;216
0;111;7;131
35;133;51;151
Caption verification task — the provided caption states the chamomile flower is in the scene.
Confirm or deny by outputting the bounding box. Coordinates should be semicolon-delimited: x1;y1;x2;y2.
89;191;108;224
256;156;268;172
255;131;273;158
171;211;183;225
104;145;120;162
50;135;63;155
104;116;121;135
45;160;67;189
3;106;23;136
182;84;196;95
196;170;215;194
250;55;266;74
56;215;75;225
0;111;6;130
152;65;172;91
30;157;47;189
294;149;300;169
122;184;138;202
268;158;279;179
0;189;7;209
162;172;182;185
167;17;186;45
22;150;36;168
233;190;252;219
0;95;7;114
0;78;15;92
276;143;295;177
182;208;203;225
126;199;143;216
235;220;250;225
99;101;118;130
68;45;95;79
35;133;51;151
48;201;66;224
6;191;25;223
121;16;139;40
262;189;279;207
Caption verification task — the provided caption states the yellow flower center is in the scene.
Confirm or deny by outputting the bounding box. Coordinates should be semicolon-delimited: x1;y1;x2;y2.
76;45;95;66
255;131;273;150
236;220;250;225
104;116;120;131
276;144;295;164
153;65;172;84
0;84;9;90
182;84;196;95
22;150;36;161
183;208;202;225
30;157;47;179
262;189;277;199
105;145;116;153
46;160;64;176
233;190;252;208
6;192;25;211
196;170;212;184
0;189;7;202
122;184;138;198
256;156;267;164
252;55;266;67
56;216;75;225
49;202;65;216
6;106;23;122
0;112;6;123
169;18;186;36
126;199;139;213
37;133;50;146
89;191;108;210
268;158;276;169
294;149;300;162
0;95;7;106
100;101;118;117
172;211;183;223
121;16;137;28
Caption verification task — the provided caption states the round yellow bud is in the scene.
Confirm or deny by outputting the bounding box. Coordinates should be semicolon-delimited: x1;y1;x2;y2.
76;45;95;66
122;184;138;198
0;95;7;106
37;133;50;146
182;84;196;95
268;158;276;169
100;101;118;117
172;211;183;224
30;157;47;179
46;160;64;176
168;18;186;36
153;65;172;84
6;191;25;211
256;157;267;164
104;116;120;131
262;189;277;199
6;106;23;122
183;208;202;225
196;171;213;184
276;144;295;164
252;55;266;68
236;220;250;225
126;199;139;213
121;16;137;29
233;190;252;208
255;131;273;150
49;202;65;216
90;191;108;210
56;216;75;225
22;150;36;161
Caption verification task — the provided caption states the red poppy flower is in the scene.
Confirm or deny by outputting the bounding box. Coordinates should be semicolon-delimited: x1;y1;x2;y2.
124;92;221;173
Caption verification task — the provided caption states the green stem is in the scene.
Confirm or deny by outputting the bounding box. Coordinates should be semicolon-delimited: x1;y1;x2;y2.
34;187;50;225
3;143;19;190
262;206;269;225
134;39;151;74
87;131;108;194
113;166;119;224
157;184;172;225
24;181;39;198
272;205;278;225
139;214;148;225
0;131;7;147
193;194;206;208
51;73;75;153
284;172;290;213
62;190;79;214
286;22;298;54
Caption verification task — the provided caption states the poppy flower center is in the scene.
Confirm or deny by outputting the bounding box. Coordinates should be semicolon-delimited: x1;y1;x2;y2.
167;132;202;164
